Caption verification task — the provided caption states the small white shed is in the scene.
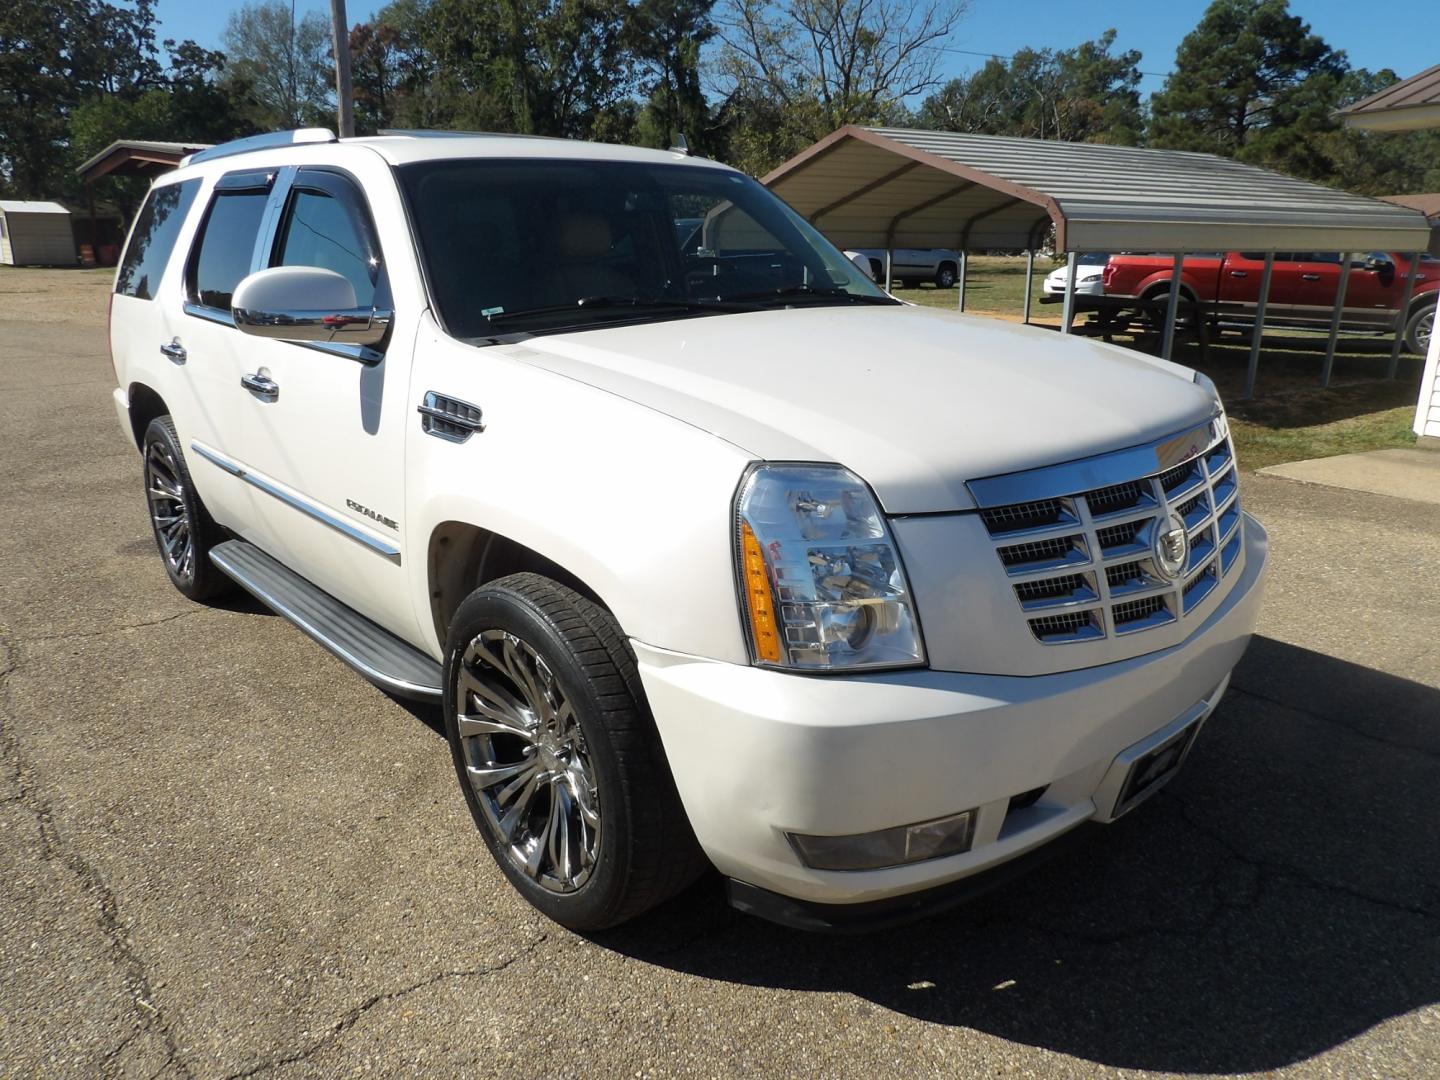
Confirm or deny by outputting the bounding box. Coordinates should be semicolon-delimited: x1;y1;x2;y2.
0;201;78;267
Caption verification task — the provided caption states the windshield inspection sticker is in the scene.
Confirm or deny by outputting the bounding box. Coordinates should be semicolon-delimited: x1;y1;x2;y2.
482;306;505;316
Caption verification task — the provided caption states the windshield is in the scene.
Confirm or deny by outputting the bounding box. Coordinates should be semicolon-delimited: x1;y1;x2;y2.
398;158;895;339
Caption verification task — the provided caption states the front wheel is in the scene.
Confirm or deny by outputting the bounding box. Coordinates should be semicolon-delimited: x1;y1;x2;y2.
1404;302;1434;355
934;262;957;289
443;574;705;931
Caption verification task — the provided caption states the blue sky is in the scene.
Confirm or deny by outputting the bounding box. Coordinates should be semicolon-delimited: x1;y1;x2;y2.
154;0;1437;94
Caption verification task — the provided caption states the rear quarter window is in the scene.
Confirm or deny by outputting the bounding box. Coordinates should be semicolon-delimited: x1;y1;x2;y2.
115;180;201;300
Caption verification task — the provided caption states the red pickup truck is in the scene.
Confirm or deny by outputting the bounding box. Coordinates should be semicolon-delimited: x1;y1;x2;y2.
1102;251;1437;354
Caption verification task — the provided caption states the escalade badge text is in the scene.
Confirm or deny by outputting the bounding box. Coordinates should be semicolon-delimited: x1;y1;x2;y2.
346;499;399;531
1153;512;1189;581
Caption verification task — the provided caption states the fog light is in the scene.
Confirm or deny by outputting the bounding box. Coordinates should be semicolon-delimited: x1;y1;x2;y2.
788;810;976;871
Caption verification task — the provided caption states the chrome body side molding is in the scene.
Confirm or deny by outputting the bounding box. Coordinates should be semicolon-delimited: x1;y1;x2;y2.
189;441;402;565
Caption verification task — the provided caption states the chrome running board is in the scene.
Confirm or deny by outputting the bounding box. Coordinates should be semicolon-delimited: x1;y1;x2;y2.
210;540;443;702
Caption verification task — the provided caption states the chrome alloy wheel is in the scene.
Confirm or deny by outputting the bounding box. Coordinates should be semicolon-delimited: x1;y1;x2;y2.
456;630;601;893
145;440;194;582
1418;309;1433;352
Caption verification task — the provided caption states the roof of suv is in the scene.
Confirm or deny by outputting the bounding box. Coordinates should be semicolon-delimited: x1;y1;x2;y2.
179;129;731;174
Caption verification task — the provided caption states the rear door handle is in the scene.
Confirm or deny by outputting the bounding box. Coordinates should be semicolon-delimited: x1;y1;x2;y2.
241;372;279;401
1228;270;1247;278
160;339;187;364
1301;273;1320;281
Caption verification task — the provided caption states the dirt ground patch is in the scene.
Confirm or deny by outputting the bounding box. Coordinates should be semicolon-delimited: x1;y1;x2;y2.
0;266;113;325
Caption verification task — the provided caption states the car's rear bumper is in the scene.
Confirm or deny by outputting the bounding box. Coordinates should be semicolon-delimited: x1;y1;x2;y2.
635;514;1268;920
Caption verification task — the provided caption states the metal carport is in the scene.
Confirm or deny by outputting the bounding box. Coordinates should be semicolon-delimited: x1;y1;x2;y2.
763;126;1432;396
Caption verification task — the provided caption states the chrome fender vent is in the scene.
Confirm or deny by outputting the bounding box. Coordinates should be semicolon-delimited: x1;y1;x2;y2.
418;391;485;443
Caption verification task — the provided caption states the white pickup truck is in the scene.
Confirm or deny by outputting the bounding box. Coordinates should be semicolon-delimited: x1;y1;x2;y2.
110;129;1268;931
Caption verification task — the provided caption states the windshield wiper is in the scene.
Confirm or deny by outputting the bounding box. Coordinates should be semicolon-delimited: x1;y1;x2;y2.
484;295;758;325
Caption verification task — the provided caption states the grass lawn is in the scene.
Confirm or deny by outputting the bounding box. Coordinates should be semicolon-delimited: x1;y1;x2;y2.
894;255;1423;470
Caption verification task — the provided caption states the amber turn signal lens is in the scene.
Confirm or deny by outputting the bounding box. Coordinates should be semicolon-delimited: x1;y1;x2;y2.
740;520;782;663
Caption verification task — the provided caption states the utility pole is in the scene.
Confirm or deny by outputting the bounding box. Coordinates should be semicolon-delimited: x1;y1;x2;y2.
330;0;355;137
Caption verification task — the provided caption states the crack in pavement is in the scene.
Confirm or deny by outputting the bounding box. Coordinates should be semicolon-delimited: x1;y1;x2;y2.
0;633;195;1079
219;931;551;1079
1229;681;1440;765
1012;788;1435;952
1171;796;1437;923
22;608;208;646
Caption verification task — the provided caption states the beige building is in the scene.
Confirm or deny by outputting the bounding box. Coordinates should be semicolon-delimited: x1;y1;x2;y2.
0;201;78;267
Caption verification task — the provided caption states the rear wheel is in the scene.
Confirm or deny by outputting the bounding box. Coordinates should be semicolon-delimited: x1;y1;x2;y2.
1404;302;1434;355
141;416;232;601
444;574;705;931
934;262;957;289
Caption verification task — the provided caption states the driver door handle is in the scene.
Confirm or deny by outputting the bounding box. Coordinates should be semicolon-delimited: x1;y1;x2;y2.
241;372;279;401
1228;270;1247;278
1301;273;1320;281
160;339;187;364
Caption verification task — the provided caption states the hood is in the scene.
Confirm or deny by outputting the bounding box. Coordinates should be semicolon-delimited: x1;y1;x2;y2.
504;305;1215;513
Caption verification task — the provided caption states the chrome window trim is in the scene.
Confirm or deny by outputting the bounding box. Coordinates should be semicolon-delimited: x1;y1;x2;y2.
189;441;401;565
967;413;1224;508
183;301;235;327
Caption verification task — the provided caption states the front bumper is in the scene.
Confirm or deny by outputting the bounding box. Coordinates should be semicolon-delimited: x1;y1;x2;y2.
1043;279;1105;296
636;513;1268;918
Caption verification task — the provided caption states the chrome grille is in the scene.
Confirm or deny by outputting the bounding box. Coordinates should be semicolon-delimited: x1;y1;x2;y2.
977;424;1242;645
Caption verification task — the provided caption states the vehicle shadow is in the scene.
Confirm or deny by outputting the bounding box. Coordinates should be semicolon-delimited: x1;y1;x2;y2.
593;636;1440;1073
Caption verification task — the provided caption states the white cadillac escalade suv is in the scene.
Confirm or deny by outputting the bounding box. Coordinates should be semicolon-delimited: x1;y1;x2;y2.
110;129;1268;932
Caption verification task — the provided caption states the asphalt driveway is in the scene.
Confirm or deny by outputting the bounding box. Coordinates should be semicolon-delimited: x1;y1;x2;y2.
2;269;1438;1078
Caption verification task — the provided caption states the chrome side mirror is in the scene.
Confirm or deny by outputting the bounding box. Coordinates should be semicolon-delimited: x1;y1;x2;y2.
232;266;391;348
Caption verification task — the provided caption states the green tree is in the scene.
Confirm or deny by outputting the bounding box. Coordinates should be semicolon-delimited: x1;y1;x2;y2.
626;0;716;152
221;0;333;130
1148;0;1345;172
713;0;968;175
915;30;1142;144
0;0;169;197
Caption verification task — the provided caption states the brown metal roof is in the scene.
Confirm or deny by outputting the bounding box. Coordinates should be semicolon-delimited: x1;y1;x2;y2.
1339;65;1440;132
763;125;1433;254
76;140;214;183
1380;193;1440;219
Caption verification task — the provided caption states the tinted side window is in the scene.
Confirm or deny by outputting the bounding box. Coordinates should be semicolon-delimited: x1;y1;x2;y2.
116;180;200;300
273;176;384;308
188;190;269;311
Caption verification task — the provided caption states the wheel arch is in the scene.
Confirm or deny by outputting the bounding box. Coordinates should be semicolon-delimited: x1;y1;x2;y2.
427;521;611;647
126;382;170;451
1141;278;1199;304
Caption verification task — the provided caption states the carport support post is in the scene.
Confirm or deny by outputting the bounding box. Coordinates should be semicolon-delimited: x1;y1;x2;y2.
1023;250;1034;325
1060;251;1078;334
1161;253;1184;360
885;248;893;293
1243;253;1275;401
957;250;968;312
1387;253;1422;380
1322;257;1355;388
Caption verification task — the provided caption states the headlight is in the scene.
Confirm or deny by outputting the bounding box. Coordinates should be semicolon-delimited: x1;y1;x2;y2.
734;463;925;671
1079;272;1102;282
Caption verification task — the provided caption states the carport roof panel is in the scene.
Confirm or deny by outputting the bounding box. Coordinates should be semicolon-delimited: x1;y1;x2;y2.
763;126;1432;253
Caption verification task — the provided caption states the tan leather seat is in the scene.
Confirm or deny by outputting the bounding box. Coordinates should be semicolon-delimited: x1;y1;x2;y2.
553;213;635;300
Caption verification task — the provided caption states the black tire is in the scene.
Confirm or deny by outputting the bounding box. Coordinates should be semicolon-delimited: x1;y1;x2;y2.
140;416;233;601
1404;301;1434;355
443;573;705;931
934;262;958;289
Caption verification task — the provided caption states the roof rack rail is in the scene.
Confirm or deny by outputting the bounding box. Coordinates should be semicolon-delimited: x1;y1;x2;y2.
375;128;566;142
185;129;336;167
